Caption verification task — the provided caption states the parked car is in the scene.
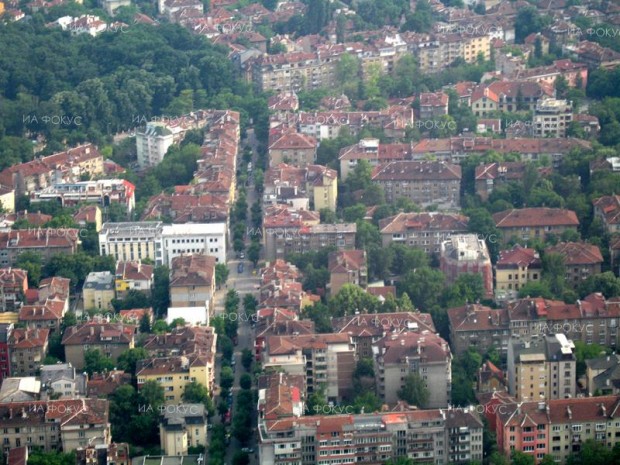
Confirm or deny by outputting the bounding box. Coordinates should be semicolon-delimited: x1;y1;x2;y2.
238;262;244;274
239;251;245;259
241;448;254;453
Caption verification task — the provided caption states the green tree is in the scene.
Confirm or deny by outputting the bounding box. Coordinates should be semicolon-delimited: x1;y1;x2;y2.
182;381;215;417
27;450;76;465
511;451;536;465
15;251;43;287
220;366;234;390
397;373;430;408
574;341;608;378
240;373;252;390
215;263;229;289
247;241;261;266
241;348;254;371
117;347;149;375
84;348;114;376
151;265;170;317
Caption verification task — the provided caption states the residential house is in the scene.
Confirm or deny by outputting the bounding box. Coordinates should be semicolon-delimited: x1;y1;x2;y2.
338;138;409;181
492;208;580;245
327;250;367;295
475;162;550;201
448;304;510;356
0;399;110;454
257;372;305;421
440;234;493;297
495;245;542;302
379;212;469;256
87;370;131;398
254;308;315;362
470;81;553;117
262;333;356;402
114;260;154;299
61;322;135;369
593;195;620;234
544;242;603;285
374;330;452;408
371;161;462;209
477;361;507;393
83;271;115;311
8;328;49;376
159;403;208;455
76;443;130;465
506;333;577;401
0;268;28;312
141;193;229;225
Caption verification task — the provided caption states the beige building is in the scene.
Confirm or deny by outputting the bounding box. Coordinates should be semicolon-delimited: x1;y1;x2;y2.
268;132;318;168
495;245;542;301
73;205;102;232
533;98;573;137
492;208;580;245
507;334;577;401
374;330;452;408
0;229;80;267
61;321;135;369
263;333;356;402
9;328;49;376
0;399;110;455
379;212;469;256
544;242;603;285
327;250;367;296
159;403;208;455
83;271;115;311
448;304;510;356
99;221;162;263
169;254;216;311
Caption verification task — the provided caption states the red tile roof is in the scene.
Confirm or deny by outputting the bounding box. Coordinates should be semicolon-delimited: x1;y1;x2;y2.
497;245;541;269
544;241;603;266
493;208;579;228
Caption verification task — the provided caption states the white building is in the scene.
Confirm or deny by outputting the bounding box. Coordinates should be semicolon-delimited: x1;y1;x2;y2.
166;306;209;327
156;223;227;266
136;123;175;169
99;222;163;263
532;98;573;138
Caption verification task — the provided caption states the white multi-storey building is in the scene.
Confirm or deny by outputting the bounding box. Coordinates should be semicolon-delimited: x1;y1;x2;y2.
156;223;226;265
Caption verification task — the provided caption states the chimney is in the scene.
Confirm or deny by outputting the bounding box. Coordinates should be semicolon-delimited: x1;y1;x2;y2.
90;326;94;336
567;406;572;419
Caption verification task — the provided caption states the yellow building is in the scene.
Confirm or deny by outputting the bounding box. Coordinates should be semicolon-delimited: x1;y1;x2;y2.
495;245;542;301
82;271;115;311
137;355;213;404
307;166;338;212
0;2;5;15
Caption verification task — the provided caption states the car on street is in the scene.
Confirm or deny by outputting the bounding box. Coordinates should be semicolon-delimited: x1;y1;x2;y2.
241;448;254;453
239;252;245;259
238;262;244;274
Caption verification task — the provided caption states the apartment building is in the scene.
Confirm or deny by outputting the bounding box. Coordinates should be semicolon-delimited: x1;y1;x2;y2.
544;242;603;285
419;91;449;119
379;212;469;255
440;234;494;298
18;299;65;335
0;323;12;384
61;322;135;369
157;223;227;265
485;395;620;464
263;333;355;402
8;328;49;376
511;59;588;90
99;222;163;263
114;260;154;299
0;229;80;266
495;245;542;302
507;333;577;401
327;250;367;295
332;312;437;359
0;268;28;312
0;143;104;197
169;254;216;310
76;443;130;465
532;98;573;138
159;404;208;455
263;163;338;212
492;208;580;245
447;304;510;356
371;161;461;209
30;179;136;213
262;208;355;261
268;132;318;168
374;330;452;408
258;393;482;465
82;271;115;311
141;326;217;394
136;111;213;169
0;399;110;455
338;139;409;181
141;193;229;225
137;355;211;404
585;355;620;396
475;162;552;202
73;205;102;232
470;81;553;117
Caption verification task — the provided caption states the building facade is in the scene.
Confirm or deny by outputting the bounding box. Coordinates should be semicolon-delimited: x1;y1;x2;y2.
440;234;493;297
